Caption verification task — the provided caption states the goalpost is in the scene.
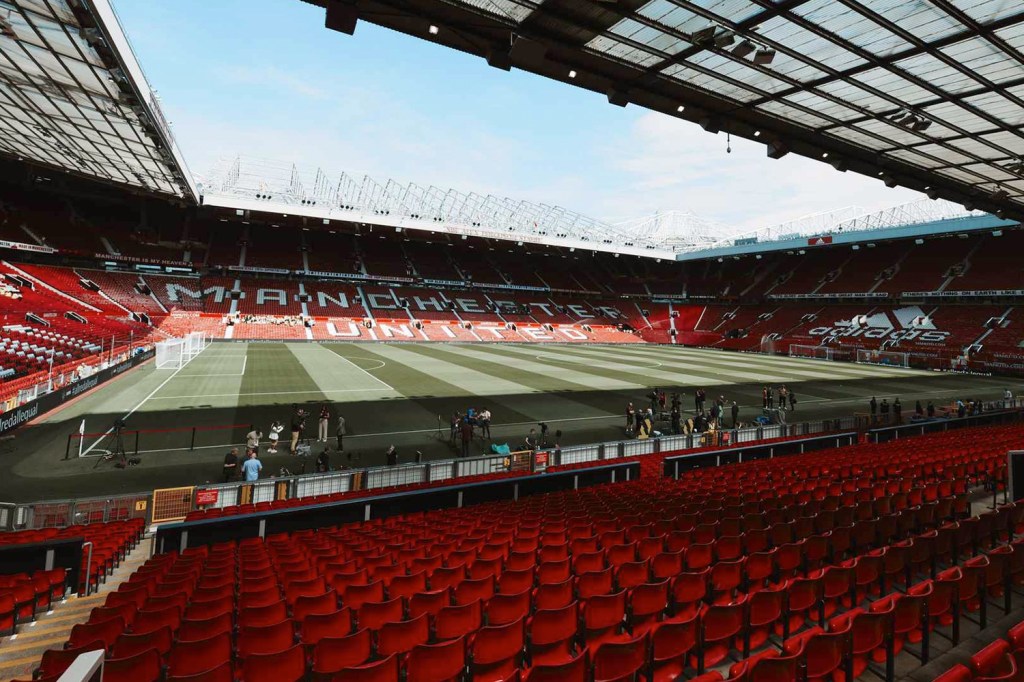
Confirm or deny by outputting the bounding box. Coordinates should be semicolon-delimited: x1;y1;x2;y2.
856;348;910;368
155;332;208;370
789;344;835;361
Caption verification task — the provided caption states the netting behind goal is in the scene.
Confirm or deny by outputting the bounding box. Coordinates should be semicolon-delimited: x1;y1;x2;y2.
856;349;910;367
155;339;185;369
789;344;834;361
184;331;208;359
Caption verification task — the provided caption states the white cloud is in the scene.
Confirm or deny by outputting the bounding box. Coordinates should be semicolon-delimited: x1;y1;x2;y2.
594;112;925;230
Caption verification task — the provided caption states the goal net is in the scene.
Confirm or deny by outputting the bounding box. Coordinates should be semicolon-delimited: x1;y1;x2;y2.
856;348;910;368
184;331;208;360
155;339;185;370
789;344;835;361
156;333;208;370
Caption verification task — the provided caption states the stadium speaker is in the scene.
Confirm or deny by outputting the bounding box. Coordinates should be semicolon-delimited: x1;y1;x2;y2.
607;88;629;107
325;0;358;35
766;140;789;159
486;49;512;71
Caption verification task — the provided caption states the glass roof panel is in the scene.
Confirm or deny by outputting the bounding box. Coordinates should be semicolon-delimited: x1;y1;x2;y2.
922;100;1001;134
0;0;192;197
826;126;885;149
792;0;910;59
849;66;935;106
960;0;1024;25
940;37;1022;85
859;0;966;43
977;130;1024;156
782;90;862;122
607;19;688;57
910;143;983;165
894;53;987;96
884;148;946;169
661;62;761;102
456;0;535;23
963;91;1024;127
586;35;664;68
755;100;833;128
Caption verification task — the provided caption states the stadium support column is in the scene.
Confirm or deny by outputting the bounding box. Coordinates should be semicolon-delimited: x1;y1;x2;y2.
297;282;310;318
357;285;376;324
229;280;241;316
668;303;677;345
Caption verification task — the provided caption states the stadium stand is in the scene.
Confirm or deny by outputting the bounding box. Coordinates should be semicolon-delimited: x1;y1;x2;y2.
12;422;1024;681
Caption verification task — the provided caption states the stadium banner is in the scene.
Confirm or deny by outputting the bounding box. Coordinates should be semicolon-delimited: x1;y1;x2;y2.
422;279;465;288
0;349;155;437
472;282;549;292
769;292;888;300
97;252;188;266
227;265;292;275
0;239;57;254
902;289;1024;297
807;236;833;246
306;270;367;280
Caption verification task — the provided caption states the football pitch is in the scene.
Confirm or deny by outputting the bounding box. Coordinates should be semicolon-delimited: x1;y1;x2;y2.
0;342;1015;502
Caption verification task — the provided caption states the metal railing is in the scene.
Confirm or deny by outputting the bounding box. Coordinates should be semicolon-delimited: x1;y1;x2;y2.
2;414;868;529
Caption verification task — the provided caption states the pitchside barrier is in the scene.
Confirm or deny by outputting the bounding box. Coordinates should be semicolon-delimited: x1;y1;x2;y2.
3;414;867;530
866;407;1024;444
67;422;254;460
662;432;859;479
155;461;641;553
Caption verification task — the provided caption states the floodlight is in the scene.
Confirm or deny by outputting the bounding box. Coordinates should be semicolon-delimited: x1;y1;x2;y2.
428;24;439;35
732;39;755;58
568;69;577;79
677;105;685;113
714;30;736;48
753;130;761;137
691;26;716;47
914;238;924;245
753;48;776;64
993;229;1004;236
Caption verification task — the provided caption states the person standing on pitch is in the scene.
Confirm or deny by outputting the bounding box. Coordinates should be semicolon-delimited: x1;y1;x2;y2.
731;401;739;428
245;428;262;453
336;414;346;450
317;403;331;443
242;450;262;482
267;421;284;453
869;396;878;424
289;405;306;455
894;397;902;424
626;402;635;433
222;448;239;482
478;408;492;439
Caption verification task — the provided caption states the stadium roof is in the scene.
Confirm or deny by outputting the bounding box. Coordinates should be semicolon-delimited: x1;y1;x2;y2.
302;0;1024;221
0;0;195;200
199;155;718;259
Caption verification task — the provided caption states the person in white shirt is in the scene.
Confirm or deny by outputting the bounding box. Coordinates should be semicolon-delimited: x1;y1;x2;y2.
318;404;331;442
267;421;284;453
478;409;492;439
245;429;262;452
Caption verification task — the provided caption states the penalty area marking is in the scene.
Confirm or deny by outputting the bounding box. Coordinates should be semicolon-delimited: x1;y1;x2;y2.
148;387;393;400
534;354;663;370
329;353;392;389
330;356;386;372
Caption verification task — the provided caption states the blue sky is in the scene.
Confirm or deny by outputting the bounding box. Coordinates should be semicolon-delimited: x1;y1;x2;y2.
112;0;924;230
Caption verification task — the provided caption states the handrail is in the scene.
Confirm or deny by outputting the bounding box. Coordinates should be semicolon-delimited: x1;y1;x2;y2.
81;541;93;596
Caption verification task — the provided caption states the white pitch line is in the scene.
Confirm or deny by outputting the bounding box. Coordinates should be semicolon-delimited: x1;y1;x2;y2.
332;353;394;391
148;387;394;400
80;362;189;457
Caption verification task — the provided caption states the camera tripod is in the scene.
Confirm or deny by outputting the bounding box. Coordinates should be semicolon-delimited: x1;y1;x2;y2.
93;428;128;469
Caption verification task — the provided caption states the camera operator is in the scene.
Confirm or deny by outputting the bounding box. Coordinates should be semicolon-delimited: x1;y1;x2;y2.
290;405;307;455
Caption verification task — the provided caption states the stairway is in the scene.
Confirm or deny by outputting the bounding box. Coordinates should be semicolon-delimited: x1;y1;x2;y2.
0;537;152;681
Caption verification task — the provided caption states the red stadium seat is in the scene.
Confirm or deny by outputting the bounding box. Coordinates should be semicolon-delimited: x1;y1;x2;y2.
407;636;467;682
240;643;306;682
